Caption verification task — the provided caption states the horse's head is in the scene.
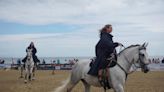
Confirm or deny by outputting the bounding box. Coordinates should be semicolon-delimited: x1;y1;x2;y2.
118;43;150;74
137;43;149;73
26;49;33;60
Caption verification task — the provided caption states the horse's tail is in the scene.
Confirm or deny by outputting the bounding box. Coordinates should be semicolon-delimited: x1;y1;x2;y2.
54;76;71;92
54;63;81;92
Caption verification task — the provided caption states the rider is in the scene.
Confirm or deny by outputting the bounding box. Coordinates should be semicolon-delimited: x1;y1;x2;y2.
22;42;40;65
88;24;122;82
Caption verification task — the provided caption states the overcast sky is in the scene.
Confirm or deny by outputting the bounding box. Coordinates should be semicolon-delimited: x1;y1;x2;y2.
0;0;164;57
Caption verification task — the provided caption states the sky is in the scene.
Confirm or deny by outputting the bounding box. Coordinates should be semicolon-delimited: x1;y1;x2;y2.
0;0;164;57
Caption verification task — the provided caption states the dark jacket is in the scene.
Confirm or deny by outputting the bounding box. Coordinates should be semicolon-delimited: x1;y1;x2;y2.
88;32;119;76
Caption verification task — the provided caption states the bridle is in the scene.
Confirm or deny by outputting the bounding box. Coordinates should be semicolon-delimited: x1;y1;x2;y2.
131;46;148;70
116;45;147;77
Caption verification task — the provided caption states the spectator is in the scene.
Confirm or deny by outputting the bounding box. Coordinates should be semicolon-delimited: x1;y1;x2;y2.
152;58;155;63
42;59;46;64
0;59;5;64
148;59;151;64
162;58;164;63
17;59;21;65
53;60;56;64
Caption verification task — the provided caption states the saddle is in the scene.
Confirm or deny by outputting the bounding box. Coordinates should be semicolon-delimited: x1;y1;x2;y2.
89;53;117;90
90;53;117;68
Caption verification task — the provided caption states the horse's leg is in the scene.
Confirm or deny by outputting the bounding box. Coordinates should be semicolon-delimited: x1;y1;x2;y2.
29;66;33;81
56;71;81;92
54;75;81;92
24;67;28;83
32;66;35;80
113;84;124;92
21;65;24;77
27;65;30;81
55;63;84;92
66;65;83;92
66;78;80;92
81;79;91;92
19;65;24;78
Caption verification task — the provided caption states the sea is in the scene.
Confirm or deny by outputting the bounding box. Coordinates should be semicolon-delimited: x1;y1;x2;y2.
1;56;164;71
1;57;92;64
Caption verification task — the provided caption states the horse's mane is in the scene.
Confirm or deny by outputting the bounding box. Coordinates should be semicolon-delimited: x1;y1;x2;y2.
118;44;140;56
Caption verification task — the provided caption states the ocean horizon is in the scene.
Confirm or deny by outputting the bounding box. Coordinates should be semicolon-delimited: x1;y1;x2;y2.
0;56;93;64
1;56;164;71
1;56;164;64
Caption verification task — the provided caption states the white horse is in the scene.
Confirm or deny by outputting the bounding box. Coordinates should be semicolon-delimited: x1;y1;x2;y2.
24;48;35;83
54;43;150;92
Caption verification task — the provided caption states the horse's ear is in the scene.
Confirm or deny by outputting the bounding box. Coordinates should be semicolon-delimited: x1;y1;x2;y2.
145;42;148;48
141;42;148;48
142;42;146;47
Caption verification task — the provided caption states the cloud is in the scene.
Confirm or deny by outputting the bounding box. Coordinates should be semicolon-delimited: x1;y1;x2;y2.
0;26;163;57
0;0;164;57
0;33;62;41
0;0;164;32
0;27;99;57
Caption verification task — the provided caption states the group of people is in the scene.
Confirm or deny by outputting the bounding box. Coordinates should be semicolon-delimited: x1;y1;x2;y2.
41;58;79;65
149;58;164;64
0;58;5;64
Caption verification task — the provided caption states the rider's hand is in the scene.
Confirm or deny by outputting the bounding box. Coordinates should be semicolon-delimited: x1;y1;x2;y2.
117;42;124;47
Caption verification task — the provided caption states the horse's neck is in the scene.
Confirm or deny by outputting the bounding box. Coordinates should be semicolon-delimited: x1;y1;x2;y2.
117;47;139;73
27;56;33;63
30;57;33;62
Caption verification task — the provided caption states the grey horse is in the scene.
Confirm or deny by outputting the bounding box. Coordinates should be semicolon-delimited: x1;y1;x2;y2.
54;43;149;92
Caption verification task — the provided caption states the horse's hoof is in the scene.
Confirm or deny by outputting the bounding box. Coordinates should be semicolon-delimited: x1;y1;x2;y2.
32;77;36;80
24;80;27;83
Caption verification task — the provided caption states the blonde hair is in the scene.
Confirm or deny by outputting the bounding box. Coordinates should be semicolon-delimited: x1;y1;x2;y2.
99;24;112;36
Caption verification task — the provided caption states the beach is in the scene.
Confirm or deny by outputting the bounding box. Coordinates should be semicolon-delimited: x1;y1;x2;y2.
0;70;164;92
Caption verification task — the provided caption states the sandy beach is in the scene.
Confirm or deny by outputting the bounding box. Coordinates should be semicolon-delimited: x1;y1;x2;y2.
0;70;164;92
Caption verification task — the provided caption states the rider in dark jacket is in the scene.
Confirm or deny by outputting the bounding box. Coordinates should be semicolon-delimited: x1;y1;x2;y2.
22;42;40;64
88;24;122;81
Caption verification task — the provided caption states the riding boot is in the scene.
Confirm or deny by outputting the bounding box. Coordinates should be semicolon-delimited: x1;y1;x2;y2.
98;69;104;86
105;68;111;89
105;77;111;89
